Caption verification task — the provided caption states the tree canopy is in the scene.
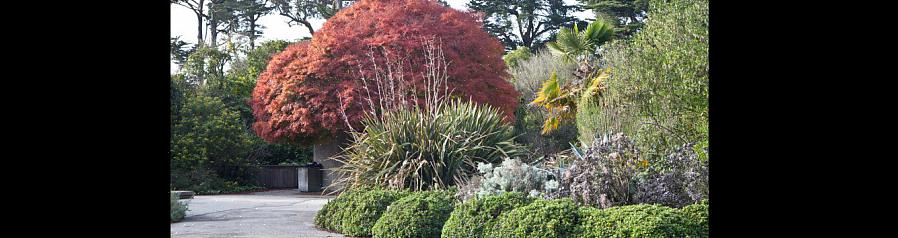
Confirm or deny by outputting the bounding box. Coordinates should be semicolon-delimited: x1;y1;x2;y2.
467;0;583;51
579;0;649;37
250;0;519;145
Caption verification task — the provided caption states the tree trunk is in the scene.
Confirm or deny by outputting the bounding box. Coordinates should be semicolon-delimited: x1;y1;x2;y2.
312;132;349;192
209;18;219;48
301;21;315;36
196;13;204;45
249;20;256;49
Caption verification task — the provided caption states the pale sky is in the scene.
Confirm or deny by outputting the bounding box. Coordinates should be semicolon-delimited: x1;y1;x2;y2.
171;0;592;73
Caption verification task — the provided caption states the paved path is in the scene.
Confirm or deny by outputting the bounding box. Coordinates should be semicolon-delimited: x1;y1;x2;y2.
171;190;345;238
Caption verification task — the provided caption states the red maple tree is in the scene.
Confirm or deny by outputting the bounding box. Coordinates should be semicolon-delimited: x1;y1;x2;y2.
250;0;519;145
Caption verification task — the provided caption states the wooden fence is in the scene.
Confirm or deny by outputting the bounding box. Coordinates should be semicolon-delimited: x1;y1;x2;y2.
255;165;300;188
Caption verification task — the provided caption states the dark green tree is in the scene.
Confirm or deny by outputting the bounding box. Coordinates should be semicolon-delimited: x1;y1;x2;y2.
171;94;256;188
579;0;649;37
170;36;196;69
467;0;582;51
182;45;231;87
206;0;232;48
216;40;293;125
234;0;274;49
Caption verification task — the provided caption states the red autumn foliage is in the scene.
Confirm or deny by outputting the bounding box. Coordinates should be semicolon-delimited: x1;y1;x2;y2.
250;0;519;145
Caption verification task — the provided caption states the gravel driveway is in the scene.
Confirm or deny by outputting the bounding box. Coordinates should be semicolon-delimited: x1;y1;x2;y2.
171;190;345;238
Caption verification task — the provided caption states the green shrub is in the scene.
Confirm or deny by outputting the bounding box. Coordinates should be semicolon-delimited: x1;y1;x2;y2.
578;204;698;238
314;188;367;232
171;94;256;190
336;99;525;191
340;189;411;236
315;187;414;235
503;47;532;69
372;190;456;238
575;90;637;146
441;192;533;238
170;193;188;222
680;200;709;238
488;198;581;238
583;0;708;157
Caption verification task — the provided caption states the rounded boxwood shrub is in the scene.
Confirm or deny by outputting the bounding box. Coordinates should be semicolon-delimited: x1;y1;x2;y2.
488;198;581;238
340;189;411;236
314;189;357;232
441;192;533;238
578;204;696;238
372;190;456;238
314;187;411;235
680;200;709;238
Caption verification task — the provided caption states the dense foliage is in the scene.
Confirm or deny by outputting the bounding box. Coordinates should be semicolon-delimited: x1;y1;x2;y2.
342;189;411;236
335;100;525;191
578;204;700;238
579;0;650;38
171;39;312;193
314;188;366;232
171;94;256;191
488;198;581;238
313;187;411;236
250;0;519;145
680;200;709;238
584;0;708;157
441;192;533;238
371;190;456;238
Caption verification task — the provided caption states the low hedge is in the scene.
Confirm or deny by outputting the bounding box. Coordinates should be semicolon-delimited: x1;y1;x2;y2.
372;190;456;238
340;189;411;236
314;187;410;235
314;189;361;232
680;200;709;238
441;192;534;238
487;198;581;238
578;204;700;238
316;189;708;237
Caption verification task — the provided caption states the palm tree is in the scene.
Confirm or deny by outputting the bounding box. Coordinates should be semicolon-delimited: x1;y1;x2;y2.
546;20;614;63
531;20;614;135
531;68;611;134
